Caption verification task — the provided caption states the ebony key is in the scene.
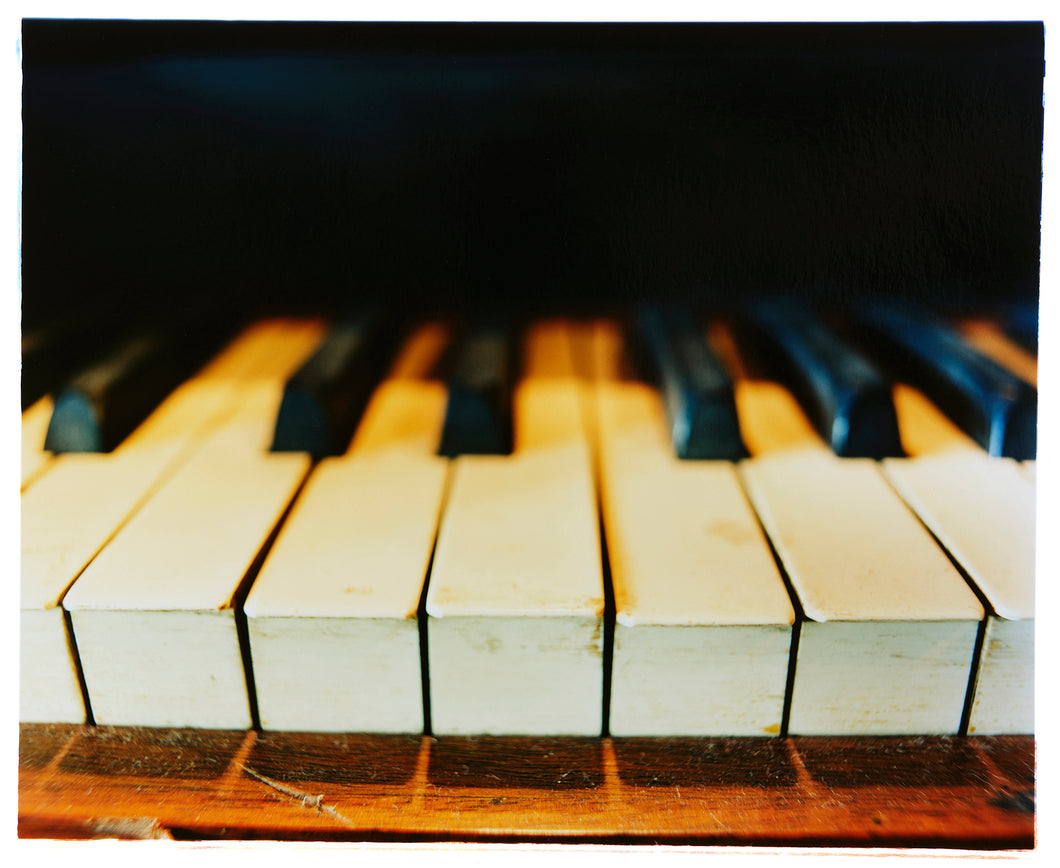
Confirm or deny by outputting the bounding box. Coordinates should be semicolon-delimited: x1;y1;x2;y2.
743;298;903;459
635;306;745;461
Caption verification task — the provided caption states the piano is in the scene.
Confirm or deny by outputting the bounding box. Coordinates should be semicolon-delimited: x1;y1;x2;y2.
18;19;1040;846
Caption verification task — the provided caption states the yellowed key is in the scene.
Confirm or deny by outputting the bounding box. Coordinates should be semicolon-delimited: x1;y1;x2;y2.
245;323;451;732
426;320;604;736
593;321;794;736
881;332;1035;734
21;396;54;490
21;319;324;724
711;322;983;735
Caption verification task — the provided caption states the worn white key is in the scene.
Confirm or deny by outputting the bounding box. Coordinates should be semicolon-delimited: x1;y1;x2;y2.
592;321;794;736
244;324;451;732
884;380;1035;734
741;452;984;735
62;389;310;726
884;453;1034;734
712;324;984;735
21;396;53;489
426;321;604;736
20;320;323;723
21;451;174;723
31;321;323;726
64;431;307;727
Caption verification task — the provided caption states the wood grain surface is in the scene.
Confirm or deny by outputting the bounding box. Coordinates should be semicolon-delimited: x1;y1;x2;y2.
19;724;1034;847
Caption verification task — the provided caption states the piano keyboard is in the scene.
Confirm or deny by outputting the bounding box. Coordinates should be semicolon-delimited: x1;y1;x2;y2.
19;307;1036;737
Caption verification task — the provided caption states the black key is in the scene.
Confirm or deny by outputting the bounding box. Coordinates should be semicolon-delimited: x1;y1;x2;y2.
438;319;513;457
270;311;394;457
635;306;744;461
850;302;1037;460
1001;302;1039;353
44;332;192;453
22;313;123;411
743;298;902;459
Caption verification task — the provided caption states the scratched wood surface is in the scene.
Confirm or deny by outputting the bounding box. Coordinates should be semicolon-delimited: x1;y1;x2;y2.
18;725;1034;847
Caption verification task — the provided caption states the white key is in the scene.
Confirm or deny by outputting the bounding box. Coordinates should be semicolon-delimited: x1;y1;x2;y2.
712;324;984;735
64;429;307;728
48;322;323;727
21;396;53;490
885;382;1035;734
741;452;984;735
20;320;323;723
592;322;794;736
426;321;604;736
244;324;450;733
21;451;174;723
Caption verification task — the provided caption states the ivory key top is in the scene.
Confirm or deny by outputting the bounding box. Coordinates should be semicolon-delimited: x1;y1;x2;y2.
883;352;1036;734
741;452;984;735
21;396;53;490
62;382;313;728
245;323;451;733
426;320;604;736
21;319;324;725
713;322;984;735
593;321;794;736
884;452;1035;734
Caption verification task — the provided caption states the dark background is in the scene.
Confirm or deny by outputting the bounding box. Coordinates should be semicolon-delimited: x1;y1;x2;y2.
20;20;1045;330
